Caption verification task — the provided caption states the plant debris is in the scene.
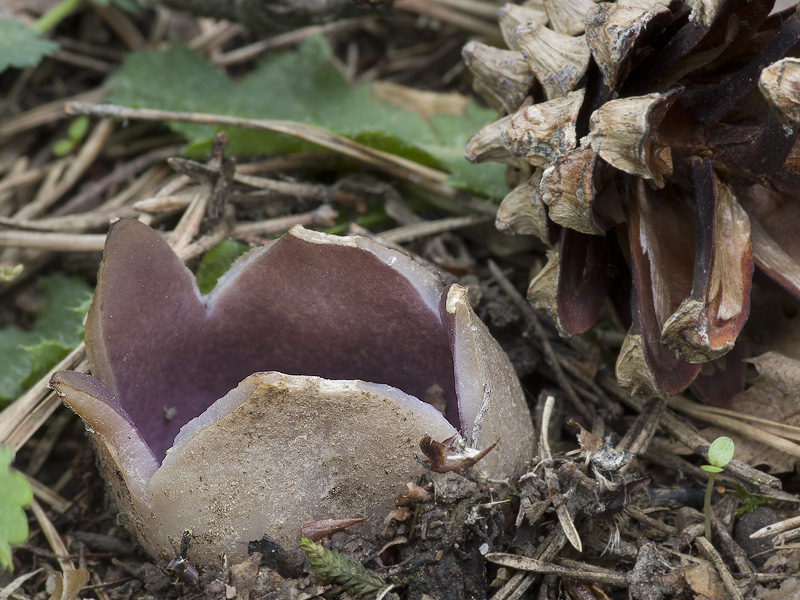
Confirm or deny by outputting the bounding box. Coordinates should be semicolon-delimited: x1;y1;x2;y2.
3;1;800;599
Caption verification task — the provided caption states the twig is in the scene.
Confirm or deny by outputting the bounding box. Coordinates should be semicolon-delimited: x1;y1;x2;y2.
601;374;781;492
90;1;145;50
188;21;245;52
0;88;106;141
486;554;627;587
379;215;490;243
487;259;594;424
231;205;338;237
14;118;116;219
623;505;677;537
0;230;107;251
0;164;45;198
29;498;76;573
695;536;744;600
395;0;500;36
615;397;665;473
0;344;86;449
213;19;370;67
669;395;800;457
55;145;179;214
750;514;800;539
64;102;452;189
50;49;115;73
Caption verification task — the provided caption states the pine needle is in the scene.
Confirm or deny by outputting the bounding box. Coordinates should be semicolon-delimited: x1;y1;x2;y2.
299;537;385;598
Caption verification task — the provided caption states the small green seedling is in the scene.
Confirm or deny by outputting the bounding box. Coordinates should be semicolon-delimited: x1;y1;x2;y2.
701;436;735;543
0;445;33;572
52;116;89;157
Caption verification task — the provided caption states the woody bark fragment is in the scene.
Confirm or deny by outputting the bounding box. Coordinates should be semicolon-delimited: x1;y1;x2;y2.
661;158;753;363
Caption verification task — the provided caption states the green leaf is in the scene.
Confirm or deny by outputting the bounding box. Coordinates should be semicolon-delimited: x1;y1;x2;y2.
0;20;58;73
20;340;72;390
52;138;75;157
0;275;92;404
707;436;735;469
0;446;33;572
67;116;89;142
196;239;249;294
701;465;723;473
0;265;23;282
93;0;139;11
107;36;507;198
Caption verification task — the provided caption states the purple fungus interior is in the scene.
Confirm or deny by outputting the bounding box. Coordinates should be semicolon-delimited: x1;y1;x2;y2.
86;220;458;463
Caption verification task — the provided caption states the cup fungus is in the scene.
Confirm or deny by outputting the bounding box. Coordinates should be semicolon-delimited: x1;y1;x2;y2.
50;219;535;567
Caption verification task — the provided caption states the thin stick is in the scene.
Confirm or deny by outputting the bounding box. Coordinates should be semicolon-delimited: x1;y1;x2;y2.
29;498;75;573
696;536;744;600
486;554;627;587
379;215;490;243
0;88;106;141
602;374;781;492
487;260;594;424
670;396;800;457
0;230;107;251
0;344;86;448
65;102;451;190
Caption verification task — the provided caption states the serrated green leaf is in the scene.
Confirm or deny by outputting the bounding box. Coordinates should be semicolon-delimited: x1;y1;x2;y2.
0;446;33;572
0;329;33;403
708;436;735;469
0;275;91;404
196;239;249;294
0;20;58;74
108;36;507;198
20;340;71;390
34;275;92;345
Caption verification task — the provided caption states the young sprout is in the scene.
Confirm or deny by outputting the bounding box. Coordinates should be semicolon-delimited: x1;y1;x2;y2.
52;116;89;157
701;436;735;542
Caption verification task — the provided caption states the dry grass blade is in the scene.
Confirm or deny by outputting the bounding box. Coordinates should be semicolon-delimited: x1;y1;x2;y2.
539;394;555;462
485;553;628;587
695;536;744;600
14;119;116;220
395;0;500;35
231;205;338;238
0;568;43;598
671;395;800;442
29;499;75;572
378;214;490;243
547;466;582;553
488;259;594;423
25;475;70;514
65;102;451;189
0;345;87;449
0;88;106;141
0;231;107;251
669;396;800;458
602;374;782;492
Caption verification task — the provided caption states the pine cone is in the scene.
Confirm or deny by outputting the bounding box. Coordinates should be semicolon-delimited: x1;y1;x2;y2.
465;0;800;399
463;0;800;404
